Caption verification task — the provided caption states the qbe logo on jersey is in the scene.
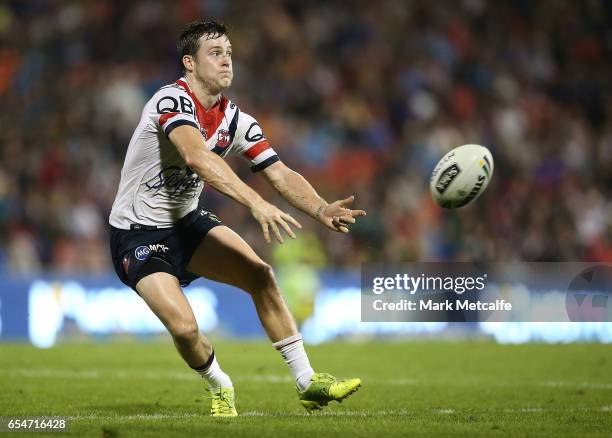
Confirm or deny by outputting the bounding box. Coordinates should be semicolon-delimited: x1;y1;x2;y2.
134;244;170;261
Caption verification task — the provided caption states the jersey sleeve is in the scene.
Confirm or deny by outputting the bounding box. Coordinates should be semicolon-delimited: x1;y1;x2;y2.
150;85;199;137
232;111;280;172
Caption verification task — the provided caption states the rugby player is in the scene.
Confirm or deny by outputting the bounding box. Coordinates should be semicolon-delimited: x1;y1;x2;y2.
109;19;365;417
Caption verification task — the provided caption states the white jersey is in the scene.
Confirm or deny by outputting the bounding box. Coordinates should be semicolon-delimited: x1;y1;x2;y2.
109;78;279;229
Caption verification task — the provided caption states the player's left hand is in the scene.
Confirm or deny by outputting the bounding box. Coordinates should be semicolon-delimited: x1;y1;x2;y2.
316;195;366;233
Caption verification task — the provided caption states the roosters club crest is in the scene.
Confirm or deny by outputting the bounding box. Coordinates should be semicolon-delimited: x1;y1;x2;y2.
216;129;231;148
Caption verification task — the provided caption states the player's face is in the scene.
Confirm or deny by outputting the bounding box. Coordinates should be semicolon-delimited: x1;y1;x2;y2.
192;34;233;93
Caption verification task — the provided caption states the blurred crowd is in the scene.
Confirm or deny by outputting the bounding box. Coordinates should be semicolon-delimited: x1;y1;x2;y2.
2;0;612;275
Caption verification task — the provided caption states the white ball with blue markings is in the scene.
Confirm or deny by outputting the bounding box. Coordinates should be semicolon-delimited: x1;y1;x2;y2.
430;144;494;208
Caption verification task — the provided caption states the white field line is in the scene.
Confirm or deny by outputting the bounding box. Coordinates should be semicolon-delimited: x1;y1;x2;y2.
241;409;410;417
65;406;612;421
69;413;200;421
432;409;455;414
67;410;411;421
541;381;612;390
2;368;611;390
505;408;545;413
7;369;102;379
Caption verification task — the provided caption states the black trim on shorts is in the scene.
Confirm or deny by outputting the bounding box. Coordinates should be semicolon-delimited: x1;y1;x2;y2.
134;256;176;288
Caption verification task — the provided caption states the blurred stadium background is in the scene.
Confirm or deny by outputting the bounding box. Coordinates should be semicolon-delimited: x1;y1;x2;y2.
1;0;612;347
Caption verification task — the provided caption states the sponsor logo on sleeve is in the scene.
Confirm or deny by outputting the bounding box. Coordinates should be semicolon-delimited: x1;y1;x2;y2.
245;122;264;142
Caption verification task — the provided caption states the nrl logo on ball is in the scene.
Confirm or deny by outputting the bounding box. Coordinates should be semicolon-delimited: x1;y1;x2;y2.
435;164;461;194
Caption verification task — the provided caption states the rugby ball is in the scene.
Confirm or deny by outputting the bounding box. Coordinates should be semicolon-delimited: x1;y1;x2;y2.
430;144;493;208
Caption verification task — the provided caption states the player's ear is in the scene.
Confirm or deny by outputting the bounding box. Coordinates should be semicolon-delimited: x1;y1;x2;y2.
182;54;194;72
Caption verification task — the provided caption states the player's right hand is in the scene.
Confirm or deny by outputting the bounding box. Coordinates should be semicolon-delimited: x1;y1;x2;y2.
250;199;302;244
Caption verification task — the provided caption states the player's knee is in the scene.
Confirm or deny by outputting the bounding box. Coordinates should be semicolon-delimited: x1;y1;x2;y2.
168;320;199;344
251;262;278;293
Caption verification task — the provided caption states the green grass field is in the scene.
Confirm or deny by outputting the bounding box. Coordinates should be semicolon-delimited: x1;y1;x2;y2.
0;340;611;437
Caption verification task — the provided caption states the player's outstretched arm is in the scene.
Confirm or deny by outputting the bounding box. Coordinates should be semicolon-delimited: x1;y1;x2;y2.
169;125;301;243
262;161;366;233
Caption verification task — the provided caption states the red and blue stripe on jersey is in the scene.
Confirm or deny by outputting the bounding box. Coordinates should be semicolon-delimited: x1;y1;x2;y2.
173;78;278;172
